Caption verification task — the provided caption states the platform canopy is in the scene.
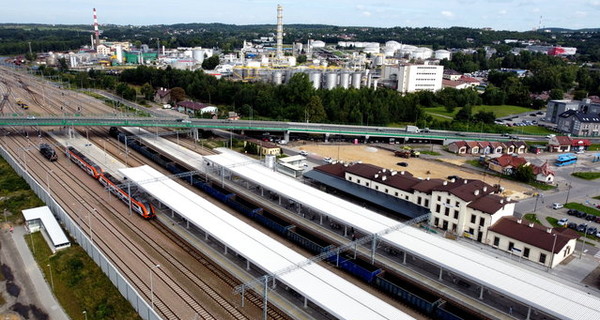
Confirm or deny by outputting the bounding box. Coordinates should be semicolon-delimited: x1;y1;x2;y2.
120;165;413;320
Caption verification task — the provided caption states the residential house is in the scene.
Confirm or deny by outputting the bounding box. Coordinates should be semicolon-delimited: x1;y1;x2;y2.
466;141;480;154
531;161;555;184
487;154;528;175
487;216;579;268
545;100;580;123
547;136;572;152
477;141;492;155
448;141;468;154
489;141;505;154
176;101;210;115
557;110;600;136
154;88;171;104
244;139;281;156
571;138;592;152
505;141;527;154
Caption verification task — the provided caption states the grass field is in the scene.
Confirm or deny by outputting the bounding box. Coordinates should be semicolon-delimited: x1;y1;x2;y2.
424;105;533;120
511;126;555;135
28;233;141;320
572;172;600;180
565;203;600;216
523;213;542;225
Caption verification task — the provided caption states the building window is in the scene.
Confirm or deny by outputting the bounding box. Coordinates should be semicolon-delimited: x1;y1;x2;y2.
385;188;388;193
357;179;360;183
539;253;547;264
445;207;450;216
468;228;474;235
452;223;457;231
437;196;441;201
453;210;459;219
435;204;441;213
375;186;379;190
434;217;439;226
348;177;352;181
424;199;429;207
479;217;485;226
455;201;460;207
493;237;499;246
417;197;422;205
470;214;476;224
446;198;451;204
508;242;514;251
523;247;530;258
366;183;369;187
395;192;398;197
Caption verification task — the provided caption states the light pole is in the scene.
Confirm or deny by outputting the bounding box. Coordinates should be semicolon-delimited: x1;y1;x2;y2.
150;264;160;310
47;264;54;290
565;182;572;204
547;233;557;271
82;311;88;320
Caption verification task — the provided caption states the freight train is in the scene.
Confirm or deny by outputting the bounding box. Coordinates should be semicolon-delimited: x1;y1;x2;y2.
39;143;58;161
65;146;156;219
109;127;469;320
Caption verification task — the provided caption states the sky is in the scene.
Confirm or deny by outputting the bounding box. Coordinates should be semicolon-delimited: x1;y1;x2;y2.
2;0;599;31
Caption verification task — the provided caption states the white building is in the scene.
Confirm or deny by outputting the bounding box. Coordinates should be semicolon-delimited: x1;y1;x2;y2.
95;44;112;56
382;64;444;93
487;216;579;268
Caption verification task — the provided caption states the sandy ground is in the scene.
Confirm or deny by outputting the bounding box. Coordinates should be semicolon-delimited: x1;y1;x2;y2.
297;143;533;200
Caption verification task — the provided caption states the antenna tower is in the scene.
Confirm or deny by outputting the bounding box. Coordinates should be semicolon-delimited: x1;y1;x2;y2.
93;8;100;49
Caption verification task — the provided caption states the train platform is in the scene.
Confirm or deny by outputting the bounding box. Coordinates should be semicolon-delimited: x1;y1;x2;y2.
49;129;127;179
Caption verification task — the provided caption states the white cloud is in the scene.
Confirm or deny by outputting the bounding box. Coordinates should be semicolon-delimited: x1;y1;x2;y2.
441;11;454;17
531;8;540;13
499;9;507;15
363;11;372;17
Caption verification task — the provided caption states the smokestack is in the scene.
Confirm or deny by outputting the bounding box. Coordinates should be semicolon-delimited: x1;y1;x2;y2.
276;4;283;61
93;8;100;50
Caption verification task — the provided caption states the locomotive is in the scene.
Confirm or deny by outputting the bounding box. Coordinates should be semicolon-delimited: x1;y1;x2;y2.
39;143;58;161
65;146;156;219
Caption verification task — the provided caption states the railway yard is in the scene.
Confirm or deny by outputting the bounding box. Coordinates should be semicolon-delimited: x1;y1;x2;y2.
1;65;600;320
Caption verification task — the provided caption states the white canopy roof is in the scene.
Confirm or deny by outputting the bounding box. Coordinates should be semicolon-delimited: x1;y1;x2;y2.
204;148;600;320
22;206;70;247
120;165;413;320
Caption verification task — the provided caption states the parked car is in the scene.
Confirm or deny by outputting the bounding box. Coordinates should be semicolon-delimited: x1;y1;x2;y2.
323;157;333;164
557;218;569;227
396;162;408;167
595;216;600;223
586;227;598;235
596;230;600;238
529;113;536;116
567;209;578;216
536;111;544;115
299;150;308;156
578;212;589;219
552;203;564;210
586;214;596;221
577;224;588;232
567;222;578;230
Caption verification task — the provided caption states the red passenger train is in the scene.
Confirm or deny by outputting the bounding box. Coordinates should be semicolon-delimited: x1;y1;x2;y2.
65;146;156;219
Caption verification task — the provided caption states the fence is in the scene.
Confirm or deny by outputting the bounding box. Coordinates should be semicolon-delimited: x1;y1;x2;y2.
0;146;162;320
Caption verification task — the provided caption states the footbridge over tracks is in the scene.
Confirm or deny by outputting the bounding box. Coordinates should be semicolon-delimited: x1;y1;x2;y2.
0;115;544;143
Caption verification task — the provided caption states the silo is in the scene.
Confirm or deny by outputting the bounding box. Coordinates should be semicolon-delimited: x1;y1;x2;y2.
339;72;350;89
309;72;322;89
273;71;283;85
325;72;338;90
116;45;123;64
374;55;384;66
351;72;362;89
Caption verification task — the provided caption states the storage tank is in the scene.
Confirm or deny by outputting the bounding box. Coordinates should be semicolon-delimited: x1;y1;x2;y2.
385;40;402;51
374;55;384;66
339;72;350;89
265;155;276;169
351;72;362;89
273;71;283;85
412;47;433;60
325;72;338;90
192;48;205;63
434;49;451;60
309;72;322;89
311;40;326;48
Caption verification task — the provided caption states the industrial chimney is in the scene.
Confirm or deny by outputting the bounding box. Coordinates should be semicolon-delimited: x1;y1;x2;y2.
276;4;283;61
93;8;100;50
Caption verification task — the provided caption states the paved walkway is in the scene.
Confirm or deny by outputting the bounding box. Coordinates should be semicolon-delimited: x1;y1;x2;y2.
3;225;69;320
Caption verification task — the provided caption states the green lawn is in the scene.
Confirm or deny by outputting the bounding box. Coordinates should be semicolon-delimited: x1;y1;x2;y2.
424;105;533;120
564;203;600;216
572;172;600;180
546;216;559;227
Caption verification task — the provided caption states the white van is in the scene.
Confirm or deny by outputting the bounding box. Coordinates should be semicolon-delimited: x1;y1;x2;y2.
552;203;563;210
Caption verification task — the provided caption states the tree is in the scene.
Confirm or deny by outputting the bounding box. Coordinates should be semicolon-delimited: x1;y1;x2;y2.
573;90;588;100
202;55;220;70
170;87;186;102
57;58;69;72
513;164;534;183
306;96;327;123
296;54;307;64
473;111;496;124
454;105;472;122
140;83;155;101
549;88;564;100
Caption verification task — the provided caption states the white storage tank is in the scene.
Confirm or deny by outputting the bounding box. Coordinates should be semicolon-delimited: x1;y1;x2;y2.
435;49;451;60
339;72;350;89
412;47;433;60
192;48;205;63
311;40;326;48
351;72;362;89
309;72;322;89
325;72;338;90
374;55;384;66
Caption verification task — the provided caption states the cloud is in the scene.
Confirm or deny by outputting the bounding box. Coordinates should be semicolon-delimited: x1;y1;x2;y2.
590;0;600;7
441;11;454;17
498;9;508;15
363;11;372;17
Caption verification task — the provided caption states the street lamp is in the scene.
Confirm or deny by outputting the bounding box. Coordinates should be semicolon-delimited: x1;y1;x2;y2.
150;264;160;310
82;311;88;320
565;182;572;204
47;264;54;290
547;233;557;272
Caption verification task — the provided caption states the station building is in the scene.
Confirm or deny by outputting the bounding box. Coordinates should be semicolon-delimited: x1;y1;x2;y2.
310;162;515;243
487;216;579;268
